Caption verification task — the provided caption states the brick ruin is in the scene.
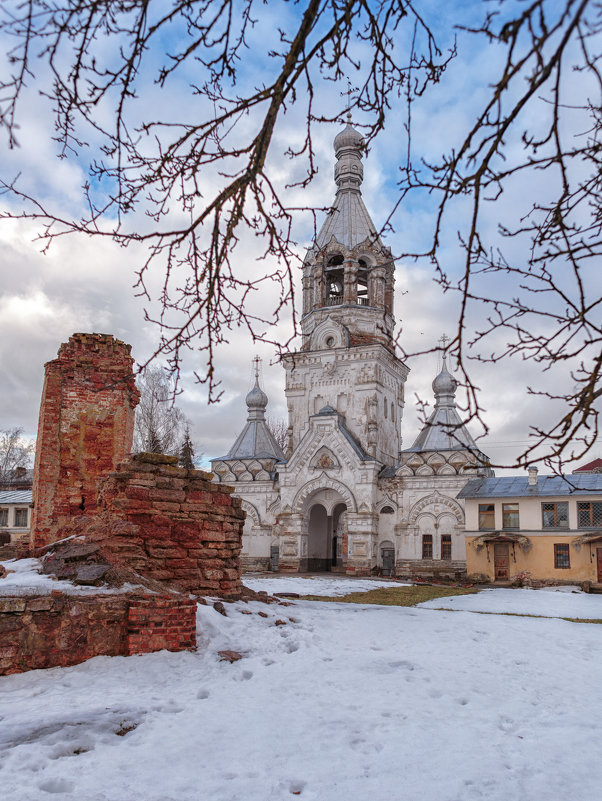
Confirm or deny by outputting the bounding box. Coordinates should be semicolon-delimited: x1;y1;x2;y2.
0;593;197;675
57;453;243;598
31;333;140;550
0;333;245;675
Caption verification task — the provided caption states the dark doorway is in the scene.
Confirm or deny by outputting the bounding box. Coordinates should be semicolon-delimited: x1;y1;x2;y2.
382;548;395;577
307;501;347;571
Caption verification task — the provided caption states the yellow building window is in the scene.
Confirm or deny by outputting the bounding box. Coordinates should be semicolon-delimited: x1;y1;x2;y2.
577;501;602;528
542;502;568;529
554;543;570;569
502;503;519;529
478;504;495;530
14;509;28;527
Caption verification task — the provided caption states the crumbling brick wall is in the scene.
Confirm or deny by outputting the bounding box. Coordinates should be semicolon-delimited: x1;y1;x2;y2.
31;334;140;549
0;591;196;676
92;453;243;598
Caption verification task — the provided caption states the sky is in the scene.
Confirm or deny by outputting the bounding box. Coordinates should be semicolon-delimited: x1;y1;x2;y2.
0;0;599;472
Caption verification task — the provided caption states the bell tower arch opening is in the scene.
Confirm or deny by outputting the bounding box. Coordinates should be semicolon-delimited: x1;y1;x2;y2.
326;254;344;306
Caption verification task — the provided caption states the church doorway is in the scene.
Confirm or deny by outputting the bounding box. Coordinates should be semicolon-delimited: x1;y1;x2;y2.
307;500;347;572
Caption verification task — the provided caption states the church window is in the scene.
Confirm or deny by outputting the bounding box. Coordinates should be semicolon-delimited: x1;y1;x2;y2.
384;399;387;419
326;336;335;348
380;506;394;515
478;504;495;530
422;534;433;559
391;401;394;421
502;503;519;529
441;534;452;560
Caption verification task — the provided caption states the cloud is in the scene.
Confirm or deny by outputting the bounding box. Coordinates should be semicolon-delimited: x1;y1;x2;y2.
0;2;599;472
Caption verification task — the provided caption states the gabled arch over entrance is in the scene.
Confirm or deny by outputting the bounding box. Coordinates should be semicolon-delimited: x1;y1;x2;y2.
293;475;357;515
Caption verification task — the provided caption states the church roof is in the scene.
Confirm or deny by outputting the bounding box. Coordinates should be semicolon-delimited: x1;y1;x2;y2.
315;117;383;251
405;356;480;453
310;405;375;462
216;376;285;462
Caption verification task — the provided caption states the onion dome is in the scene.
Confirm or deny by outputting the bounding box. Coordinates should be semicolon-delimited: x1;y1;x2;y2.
333;116;365;154
432;355;458;401
245;379;268;411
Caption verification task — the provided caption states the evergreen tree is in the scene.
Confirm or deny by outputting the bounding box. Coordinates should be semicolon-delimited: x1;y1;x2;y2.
179;426;195;470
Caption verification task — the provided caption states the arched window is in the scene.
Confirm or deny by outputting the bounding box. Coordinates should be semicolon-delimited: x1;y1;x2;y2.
357;259;368;305
380;506;394;515
384;398;388;419
326;255;344;305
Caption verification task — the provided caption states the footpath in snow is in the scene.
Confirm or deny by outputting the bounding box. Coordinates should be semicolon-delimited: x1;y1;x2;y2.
0;573;601;801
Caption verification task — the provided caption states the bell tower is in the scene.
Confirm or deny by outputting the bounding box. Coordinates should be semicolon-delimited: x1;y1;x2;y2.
283;118;408;465
300;115;396;352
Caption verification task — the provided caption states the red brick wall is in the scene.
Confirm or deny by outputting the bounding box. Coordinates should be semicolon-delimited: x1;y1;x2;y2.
94;454;243;598
31;334;140;549
0;591;196;676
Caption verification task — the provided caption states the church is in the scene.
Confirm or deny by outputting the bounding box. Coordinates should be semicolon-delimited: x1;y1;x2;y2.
211;118;492;577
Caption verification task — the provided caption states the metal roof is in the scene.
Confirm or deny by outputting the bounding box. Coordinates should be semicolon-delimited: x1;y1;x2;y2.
0;490;33;504
213;376;285;463
457;475;602;499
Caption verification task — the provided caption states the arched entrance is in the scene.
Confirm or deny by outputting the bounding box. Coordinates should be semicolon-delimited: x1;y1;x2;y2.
306;496;348;572
292;479;357;572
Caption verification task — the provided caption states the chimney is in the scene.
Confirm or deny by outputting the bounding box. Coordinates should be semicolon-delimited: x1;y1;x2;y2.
528;466;538;486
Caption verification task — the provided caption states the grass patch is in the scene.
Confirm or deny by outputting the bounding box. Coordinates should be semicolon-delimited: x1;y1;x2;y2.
427;607;602;624
299;585;480;607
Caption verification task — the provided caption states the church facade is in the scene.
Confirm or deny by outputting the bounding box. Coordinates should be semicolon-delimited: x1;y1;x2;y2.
211;119;492;577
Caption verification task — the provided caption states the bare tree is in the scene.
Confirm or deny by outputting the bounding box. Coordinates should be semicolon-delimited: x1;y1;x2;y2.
0;1;600;469
267;417;289;452
399;0;602;471
0;427;34;484
133;367;187;455
0;0;448;391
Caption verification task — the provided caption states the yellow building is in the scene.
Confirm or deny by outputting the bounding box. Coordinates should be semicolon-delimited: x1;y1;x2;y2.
458;469;602;585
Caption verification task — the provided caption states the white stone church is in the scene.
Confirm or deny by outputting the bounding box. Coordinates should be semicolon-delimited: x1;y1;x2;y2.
211;119;493;577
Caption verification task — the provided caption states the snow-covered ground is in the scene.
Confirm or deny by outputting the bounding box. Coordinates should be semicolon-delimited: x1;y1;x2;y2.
244;574;410;596
418;584;602;619
1;576;601;800
0;558;142;595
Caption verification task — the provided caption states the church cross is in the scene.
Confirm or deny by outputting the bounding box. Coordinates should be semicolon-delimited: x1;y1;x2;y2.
253;355;261;382
341;80;355;121
439;334;450;350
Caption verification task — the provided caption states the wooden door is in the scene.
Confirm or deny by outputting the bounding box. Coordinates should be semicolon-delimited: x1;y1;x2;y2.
494;543;510;581
597;548;602;583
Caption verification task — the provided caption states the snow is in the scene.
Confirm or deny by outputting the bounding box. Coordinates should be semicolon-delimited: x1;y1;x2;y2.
418;585;602;619
1;576;601;800
243;574;410;596
0;558;145;596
